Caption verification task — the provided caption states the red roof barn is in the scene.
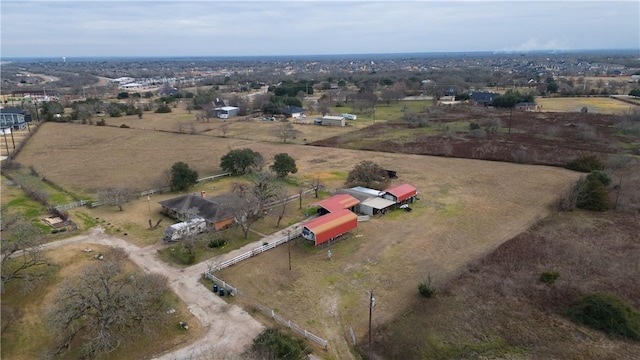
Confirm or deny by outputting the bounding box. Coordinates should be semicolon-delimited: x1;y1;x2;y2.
302;209;358;246
313;194;360;214
382;184;418;204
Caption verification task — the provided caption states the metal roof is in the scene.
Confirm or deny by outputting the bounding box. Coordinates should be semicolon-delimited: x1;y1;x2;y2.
361;197;396;210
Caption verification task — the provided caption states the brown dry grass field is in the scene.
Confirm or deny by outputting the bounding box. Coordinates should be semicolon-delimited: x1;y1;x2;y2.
6;99;640;359
0;243;200;360
536;96;636;114
10;120;583;358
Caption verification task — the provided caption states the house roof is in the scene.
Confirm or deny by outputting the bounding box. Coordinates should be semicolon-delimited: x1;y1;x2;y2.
313;194;360;213
158;193;238;224
0;107;27;114
350;186;384;198
469;91;499;104
383;183;417;202
283;105;305;114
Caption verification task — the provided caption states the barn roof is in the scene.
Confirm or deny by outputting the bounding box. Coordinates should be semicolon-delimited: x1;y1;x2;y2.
159;193;238;223
383;184;417;202
313;194;360;213
334;189;373;203
303;209;357;243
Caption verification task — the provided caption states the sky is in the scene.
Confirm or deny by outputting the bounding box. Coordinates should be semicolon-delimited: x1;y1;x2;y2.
1;0;639;58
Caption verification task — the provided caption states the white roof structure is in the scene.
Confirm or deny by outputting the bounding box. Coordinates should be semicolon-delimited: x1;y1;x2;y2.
361;197;396;210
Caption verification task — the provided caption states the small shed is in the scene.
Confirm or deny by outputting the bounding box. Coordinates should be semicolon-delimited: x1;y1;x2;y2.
359;197;396;216
214;106;239;119
382;183;418;205
302;209;358;246
321;115;345;127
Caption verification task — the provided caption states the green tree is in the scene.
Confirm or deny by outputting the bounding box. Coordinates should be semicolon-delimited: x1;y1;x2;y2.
576;175;609;211
170;162;198;191
116;92;129;99
40;101;64;122
220;148;263;175
249;328;311;360
270;153;298;178
629;88;640;97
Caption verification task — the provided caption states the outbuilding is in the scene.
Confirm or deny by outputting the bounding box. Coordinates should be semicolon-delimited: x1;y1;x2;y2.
302;209;358;246
313;193;360;215
382;183;418;205
214;106;239;119
321;115;345;127
359;197;396;216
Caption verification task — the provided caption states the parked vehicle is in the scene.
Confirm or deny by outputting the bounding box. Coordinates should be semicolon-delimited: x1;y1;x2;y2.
163;218;207;242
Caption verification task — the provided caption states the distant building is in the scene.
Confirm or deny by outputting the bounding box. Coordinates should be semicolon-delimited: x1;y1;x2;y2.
283;105;306;119
321;115;345;127
516;102;539;111
214;106;239;119
469;91;500;107
0;107;31;130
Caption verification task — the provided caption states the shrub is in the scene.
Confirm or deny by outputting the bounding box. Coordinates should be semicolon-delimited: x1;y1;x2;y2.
469;122;481;130
207;239;227;248
586;170;611;186
418;275;436;298
119;124;130;128
539;271;560;285
170;246;196;265
250;328;311;359
566;154;603;172
96;119;106;126
565;293;640;340
576;176;609;212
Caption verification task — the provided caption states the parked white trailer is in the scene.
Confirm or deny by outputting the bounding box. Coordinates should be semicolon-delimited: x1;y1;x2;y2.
163;218;207;242
342;113;357;120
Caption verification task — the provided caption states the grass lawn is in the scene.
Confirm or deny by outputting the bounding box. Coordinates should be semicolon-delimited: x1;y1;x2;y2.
537;97;636;114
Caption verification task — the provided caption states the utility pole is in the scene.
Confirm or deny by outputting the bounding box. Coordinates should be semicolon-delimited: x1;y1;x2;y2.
34;101;40;123
367;290;375;358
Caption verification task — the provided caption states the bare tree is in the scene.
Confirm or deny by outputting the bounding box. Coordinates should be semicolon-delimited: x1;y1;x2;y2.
220;123;229;137
231;171;279;238
346;160;389;189
1;215;51;293
272;122;302;143
47;248;170;358
97;186;138;211
310;177;323;198
272;187;289;228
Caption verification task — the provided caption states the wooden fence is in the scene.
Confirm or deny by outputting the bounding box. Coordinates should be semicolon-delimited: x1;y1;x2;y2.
255;303;328;349
205;228;302;273
54;199;90;211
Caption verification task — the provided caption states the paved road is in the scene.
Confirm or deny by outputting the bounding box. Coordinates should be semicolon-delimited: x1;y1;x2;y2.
46;223;308;359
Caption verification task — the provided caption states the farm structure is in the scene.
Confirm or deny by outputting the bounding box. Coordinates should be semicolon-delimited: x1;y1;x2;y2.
313;193;360;215
320;115;346;127
333;188;395;216
382;183;418;206
163;217;207;242
214;106;239;119
158;192;237;231
283;105;307;119
302;209;358;246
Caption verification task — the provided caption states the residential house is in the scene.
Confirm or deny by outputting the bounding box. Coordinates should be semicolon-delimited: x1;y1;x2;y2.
0;107;31;130
469;91;500;107
159;192;237;231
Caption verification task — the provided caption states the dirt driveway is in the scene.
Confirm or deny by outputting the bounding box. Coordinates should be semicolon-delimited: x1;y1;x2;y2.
46;227;265;360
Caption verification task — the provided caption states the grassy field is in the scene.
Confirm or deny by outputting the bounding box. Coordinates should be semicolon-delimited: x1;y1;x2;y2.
536;96;636;114
9;119;582;358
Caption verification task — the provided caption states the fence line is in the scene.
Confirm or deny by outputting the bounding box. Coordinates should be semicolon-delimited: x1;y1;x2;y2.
196;172;231;183
254;303;328;349
54;199;89;211
202;272;240;296
206;228;302;272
